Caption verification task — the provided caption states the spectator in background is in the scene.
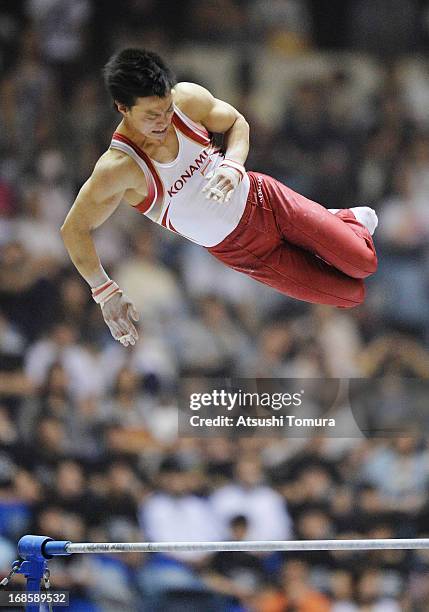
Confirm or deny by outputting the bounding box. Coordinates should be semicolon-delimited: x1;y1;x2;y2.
0;172;17;241
0;28;56;172
96;320;178;394
64;78;115;187
174;294;250;377
0;534;16;579
24;321;105;400
0;405;18;449
186;0;248;44
330;569;357;612
275;79;347;202
241;321;294;377
347;0;420;57
249;0;313;53
358;334;429;376
0;461;40;542
255;558;331;611
204;515;270;609
14;184;67;268
23;146;75;236
281;558;332;610
210;455;293;542
355;568;402;611
293;464;336;511
51;459;104;527
180;239;277;333
144;391;178;444
316;306;362;375
84;537;142;612
377;163;429;330
18;361;72;442
352;483;399;534
381;133;429;241
98;367;147;427
102;460;142;530
140;457;222;562
114;225;186;326
29;416;71;486
360;437;429;513
33;505;98;609
398;59;429;128
54;274;92;332
0;240;57;341
25;0;92;99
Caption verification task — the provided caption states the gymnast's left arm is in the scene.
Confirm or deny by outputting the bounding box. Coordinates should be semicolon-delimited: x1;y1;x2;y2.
174;82;250;201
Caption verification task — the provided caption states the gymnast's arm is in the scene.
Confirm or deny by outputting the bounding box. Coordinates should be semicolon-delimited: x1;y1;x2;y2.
175;82;250;163
174;82;250;201
60;150;141;345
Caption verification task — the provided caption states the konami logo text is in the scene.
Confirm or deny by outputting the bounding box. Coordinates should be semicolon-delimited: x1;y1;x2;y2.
167;147;223;197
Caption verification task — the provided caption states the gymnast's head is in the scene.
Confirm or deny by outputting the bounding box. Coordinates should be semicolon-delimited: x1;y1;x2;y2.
103;48;176;140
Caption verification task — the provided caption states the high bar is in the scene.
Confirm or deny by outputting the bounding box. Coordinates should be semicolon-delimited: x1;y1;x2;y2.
61;538;429;555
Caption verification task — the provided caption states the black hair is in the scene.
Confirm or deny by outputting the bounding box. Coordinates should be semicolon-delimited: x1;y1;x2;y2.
103;48;176;109
159;456;185;474
230;514;248;529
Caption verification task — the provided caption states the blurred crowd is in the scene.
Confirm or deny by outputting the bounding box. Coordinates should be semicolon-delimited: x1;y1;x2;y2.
1;1;429;610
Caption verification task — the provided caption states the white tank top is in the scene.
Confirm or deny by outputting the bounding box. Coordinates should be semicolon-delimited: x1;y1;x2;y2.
110;106;250;247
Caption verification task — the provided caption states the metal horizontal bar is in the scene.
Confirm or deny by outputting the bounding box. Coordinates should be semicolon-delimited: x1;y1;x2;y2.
63;538;429;555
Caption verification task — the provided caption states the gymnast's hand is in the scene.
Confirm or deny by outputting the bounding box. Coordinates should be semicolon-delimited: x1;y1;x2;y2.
202;160;245;203
101;292;139;347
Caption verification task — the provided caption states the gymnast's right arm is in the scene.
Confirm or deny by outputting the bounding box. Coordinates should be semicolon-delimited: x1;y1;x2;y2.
60;151;140;347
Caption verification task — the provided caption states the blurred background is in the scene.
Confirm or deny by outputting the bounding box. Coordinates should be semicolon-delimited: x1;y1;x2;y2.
1;0;429;610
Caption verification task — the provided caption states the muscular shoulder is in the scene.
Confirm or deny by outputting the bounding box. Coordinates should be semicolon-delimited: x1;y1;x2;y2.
90;148;142;196
173;82;242;134
173;82;215;123
94;149;140;184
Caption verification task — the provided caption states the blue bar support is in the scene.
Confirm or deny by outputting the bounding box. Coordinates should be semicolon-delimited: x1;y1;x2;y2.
14;535;70;612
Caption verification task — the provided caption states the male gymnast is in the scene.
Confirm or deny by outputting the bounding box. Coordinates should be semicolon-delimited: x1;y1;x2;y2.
61;48;378;347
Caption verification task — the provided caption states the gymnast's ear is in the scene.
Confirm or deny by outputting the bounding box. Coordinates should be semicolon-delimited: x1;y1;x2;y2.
115;101;129;115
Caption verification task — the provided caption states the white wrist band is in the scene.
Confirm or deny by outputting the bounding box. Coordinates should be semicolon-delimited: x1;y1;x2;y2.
219;159;246;181
91;279;122;306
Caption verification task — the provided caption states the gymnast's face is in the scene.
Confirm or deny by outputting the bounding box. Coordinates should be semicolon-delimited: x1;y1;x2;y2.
117;93;174;141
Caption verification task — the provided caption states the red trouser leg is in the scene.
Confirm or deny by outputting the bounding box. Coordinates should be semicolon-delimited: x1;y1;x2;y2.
208;173;378;308
260;174;378;279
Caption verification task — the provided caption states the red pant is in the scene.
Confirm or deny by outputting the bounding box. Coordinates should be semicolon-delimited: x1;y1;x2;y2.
208;172;378;308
